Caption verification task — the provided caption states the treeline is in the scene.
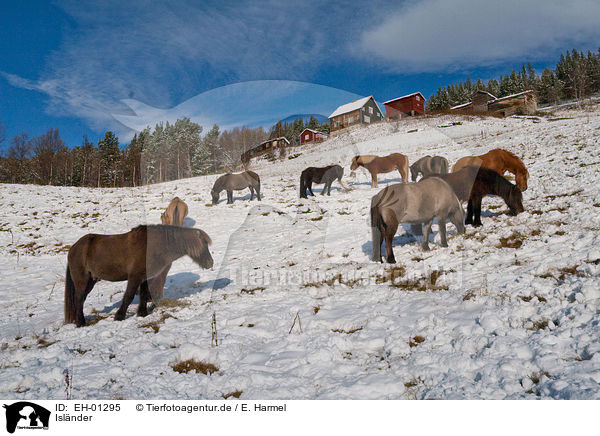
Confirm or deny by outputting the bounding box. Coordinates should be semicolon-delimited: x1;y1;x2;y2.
427;47;600;110
270;115;329;145
0;119;270;187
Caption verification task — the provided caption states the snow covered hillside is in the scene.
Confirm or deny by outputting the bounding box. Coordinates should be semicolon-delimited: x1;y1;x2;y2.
1;104;600;399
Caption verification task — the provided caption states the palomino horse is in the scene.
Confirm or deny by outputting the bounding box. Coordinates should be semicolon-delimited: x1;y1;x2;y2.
410;155;449;181
299;165;346;198
430;166;524;227
370;178;465;262
64;225;213;326
453;148;529;191
161;197;188;226
211;171;261;204
351;153;409;188
148;197;190;301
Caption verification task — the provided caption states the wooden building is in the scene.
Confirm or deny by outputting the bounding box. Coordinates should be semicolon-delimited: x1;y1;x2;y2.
241;137;290;163
450;90;537;116
383;92;425;119
328;96;383;132
299;128;328;144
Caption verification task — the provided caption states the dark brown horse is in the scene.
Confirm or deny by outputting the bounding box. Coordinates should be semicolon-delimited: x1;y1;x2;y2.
350;153;409;188
64;225;213;327
161;197;188;227
431;166;524;227
211;171;261;204
453;148;529;191
299;164;346;198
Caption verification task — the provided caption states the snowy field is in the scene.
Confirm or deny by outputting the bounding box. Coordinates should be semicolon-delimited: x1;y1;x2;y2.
1;103;600;400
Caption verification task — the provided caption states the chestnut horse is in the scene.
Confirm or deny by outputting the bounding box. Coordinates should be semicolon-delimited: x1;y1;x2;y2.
64;225;213;326
351;153;409;188
161;197;188;226
453;148;529;191
431;166;524;226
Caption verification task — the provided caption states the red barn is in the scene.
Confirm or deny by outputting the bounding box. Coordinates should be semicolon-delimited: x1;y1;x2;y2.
299;128;328;144
383;92;426;119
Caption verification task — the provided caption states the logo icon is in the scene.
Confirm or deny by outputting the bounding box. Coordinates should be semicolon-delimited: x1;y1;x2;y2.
3;402;50;434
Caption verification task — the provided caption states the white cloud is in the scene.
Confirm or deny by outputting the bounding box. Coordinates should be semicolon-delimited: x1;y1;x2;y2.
4;0;376;138
359;0;600;71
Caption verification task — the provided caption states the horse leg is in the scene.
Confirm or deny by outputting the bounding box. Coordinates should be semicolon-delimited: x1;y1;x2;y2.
371;171;378;188
421;219;433;251
227;190;233;204
383;210;399;263
327;180;332;195
114;278;142;321
465;199;474;225
308;181;315;196
249;186;254;200
438;218;448;247
137;280;154;317
473;197;483;227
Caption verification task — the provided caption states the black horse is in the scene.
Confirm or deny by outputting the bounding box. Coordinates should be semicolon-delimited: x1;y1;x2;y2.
299;165;345;198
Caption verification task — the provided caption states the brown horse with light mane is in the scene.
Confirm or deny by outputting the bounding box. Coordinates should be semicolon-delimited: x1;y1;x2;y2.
351;153;409;188
453;148;529;191
161;197;188;227
64;225;213;326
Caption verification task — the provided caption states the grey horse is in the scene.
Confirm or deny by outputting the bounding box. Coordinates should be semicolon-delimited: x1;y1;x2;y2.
370;177;465;262
211;171;261;204
410;155;449;182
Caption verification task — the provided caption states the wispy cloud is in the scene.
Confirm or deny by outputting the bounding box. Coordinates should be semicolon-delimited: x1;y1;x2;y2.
358;0;600;72
3;0;381;138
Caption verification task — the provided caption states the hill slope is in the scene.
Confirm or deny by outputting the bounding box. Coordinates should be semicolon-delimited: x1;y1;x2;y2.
1;105;599;399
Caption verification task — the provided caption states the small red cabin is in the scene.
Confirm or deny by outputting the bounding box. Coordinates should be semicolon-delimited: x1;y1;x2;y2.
383;92;426;119
299;128;328;144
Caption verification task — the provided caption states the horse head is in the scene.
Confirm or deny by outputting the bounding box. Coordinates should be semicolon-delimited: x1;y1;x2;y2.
210;189;220;204
508;186;525;215
350;156;360;170
515;169;529;191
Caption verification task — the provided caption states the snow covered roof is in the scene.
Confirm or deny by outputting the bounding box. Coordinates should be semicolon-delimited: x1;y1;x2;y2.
329;96;377;119
450;101;472;110
301;128;328;135
259;136;290;146
383;92;426;105
493;90;535;101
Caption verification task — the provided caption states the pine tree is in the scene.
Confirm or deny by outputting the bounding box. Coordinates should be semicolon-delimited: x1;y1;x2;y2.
97;131;120;187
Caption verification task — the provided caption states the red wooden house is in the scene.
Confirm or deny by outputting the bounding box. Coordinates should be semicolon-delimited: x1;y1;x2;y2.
383;92;426;119
299;128;328;144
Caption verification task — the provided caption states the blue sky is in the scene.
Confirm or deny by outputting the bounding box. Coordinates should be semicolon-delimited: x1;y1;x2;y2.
1;0;599;148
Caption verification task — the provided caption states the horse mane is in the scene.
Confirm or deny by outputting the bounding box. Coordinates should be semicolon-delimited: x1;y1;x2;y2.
212;175;227;192
133;225;211;255
493;148;527;172
476;167;519;201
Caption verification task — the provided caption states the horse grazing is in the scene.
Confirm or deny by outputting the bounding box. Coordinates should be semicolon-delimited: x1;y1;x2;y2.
410;155;449;181
64;225;213;327
161;197;188;226
370;178;465;262
453;148;529;191
211;171;261;204
299;165;345;198
430;166;524;227
350;153;409;188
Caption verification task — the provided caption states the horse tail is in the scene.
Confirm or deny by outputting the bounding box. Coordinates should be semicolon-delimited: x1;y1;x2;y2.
64;264;78;325
440;157;449;174
172;208;180;227
370;201;385;261
299;170;308;198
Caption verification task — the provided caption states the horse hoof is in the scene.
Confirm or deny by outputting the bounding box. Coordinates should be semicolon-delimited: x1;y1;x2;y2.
473;222;483;227
441;242;448;248
422;245;430;251
114;313;125;321
387;258;396;264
